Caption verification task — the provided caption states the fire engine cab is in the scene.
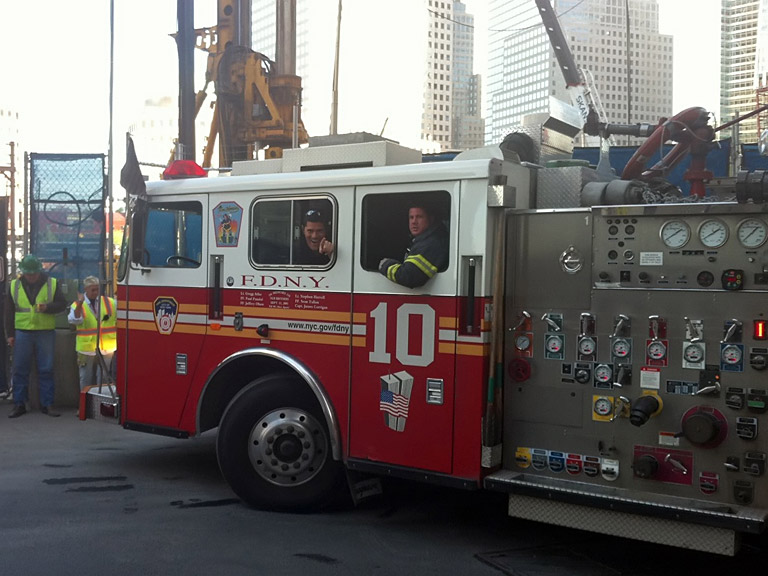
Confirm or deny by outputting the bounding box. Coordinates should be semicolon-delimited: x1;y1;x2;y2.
94;134;768;556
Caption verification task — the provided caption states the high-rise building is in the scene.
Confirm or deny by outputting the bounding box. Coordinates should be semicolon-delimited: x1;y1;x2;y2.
721;0;768;143
486;0;674;146
450;1;484;150
251;0;482;152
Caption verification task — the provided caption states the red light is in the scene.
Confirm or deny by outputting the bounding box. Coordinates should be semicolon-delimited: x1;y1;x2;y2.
162;160;207;180
755;320;767;340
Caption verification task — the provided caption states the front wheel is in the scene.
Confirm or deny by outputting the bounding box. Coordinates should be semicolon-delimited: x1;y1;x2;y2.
217;372;343;511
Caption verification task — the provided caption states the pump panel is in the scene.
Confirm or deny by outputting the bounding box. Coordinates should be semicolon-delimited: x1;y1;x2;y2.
502;203;768;533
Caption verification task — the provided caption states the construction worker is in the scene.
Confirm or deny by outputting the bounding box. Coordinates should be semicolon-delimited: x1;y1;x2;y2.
67;276;117;391
5;254;68;418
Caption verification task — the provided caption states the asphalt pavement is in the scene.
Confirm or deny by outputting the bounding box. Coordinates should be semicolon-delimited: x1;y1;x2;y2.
2;395;768;576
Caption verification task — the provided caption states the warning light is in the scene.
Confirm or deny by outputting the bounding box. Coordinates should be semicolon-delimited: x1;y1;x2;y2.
755;319;767;340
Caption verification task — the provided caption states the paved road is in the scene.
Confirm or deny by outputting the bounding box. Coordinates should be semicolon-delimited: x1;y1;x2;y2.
2;399;767;576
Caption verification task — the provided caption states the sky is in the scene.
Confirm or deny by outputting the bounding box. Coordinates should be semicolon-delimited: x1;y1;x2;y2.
0;0;722;163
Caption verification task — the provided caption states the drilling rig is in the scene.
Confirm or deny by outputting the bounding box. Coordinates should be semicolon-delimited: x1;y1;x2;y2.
178;0;308;169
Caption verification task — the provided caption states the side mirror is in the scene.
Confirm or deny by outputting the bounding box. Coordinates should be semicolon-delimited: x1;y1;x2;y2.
130;197;148;265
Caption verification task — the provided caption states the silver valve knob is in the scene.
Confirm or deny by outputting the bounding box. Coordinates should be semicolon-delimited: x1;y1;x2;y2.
511;310;531;331
610;314;629;338
665;454;689;475
684;317;702;342
721;319;743;343
541;313;560;332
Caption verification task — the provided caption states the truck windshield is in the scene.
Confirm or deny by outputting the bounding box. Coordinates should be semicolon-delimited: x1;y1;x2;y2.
135;201;203;268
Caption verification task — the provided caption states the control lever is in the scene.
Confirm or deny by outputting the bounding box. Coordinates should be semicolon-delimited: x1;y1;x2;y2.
580;312;595;337
696;382;721;396
512;310;531;331
649;315;660;341
724;461;739;471
684;317;702;342
721;319;743;343
610;396;631;422
665;454;689;475
541;313;560;332
610;314;629;338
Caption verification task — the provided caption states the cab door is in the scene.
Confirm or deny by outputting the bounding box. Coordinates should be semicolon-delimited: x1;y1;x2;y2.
348;183;459;474
121;194;208;430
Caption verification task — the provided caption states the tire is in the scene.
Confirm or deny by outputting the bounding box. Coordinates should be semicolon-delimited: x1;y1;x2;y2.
217;372;343;511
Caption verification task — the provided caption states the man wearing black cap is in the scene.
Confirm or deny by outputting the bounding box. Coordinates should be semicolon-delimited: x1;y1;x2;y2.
5;254;68;418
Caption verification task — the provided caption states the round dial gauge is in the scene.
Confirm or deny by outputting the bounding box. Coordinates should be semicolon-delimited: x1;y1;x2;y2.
721;344;743;365
612;338;631;358
698;219;729;248
737;218;768;249
578;337;596;356
594;397;613;416
647;340;667;360
683;343;705;363
546;335;563;354
594;364;613;383
515;335;531;351
660;220;691;248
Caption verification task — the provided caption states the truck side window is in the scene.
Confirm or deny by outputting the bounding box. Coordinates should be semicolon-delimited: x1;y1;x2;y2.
139;201;202;268
360;191;450;272
251;197;335;267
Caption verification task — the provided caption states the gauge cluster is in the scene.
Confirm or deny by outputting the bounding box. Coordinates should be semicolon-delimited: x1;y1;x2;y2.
593;205;768;291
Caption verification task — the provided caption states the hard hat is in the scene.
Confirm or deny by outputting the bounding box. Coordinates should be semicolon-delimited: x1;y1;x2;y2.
19;254;42;275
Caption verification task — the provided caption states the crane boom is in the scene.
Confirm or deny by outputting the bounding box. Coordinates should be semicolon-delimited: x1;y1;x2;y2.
534;0;593;127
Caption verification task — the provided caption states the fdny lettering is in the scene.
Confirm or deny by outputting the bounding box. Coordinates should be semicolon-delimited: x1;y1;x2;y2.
241;275;327;289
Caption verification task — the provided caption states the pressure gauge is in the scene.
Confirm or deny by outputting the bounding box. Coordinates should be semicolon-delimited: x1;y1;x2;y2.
737;218;768;248
515;334;531;352
578;337;597;356
660;220;691;249
647;340;667;360
594;397;613;416
698;219;729;248
612;338;631;358
594;364;613;384
721;344;743;365
546;335;564;354
683;343;705;363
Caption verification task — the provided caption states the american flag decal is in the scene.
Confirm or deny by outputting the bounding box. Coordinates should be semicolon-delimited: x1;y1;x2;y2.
379;371;413;432
380;390;409;418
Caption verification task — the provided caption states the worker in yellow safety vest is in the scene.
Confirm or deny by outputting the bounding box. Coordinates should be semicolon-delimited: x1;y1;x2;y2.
67;276;117;391
5;254;68;418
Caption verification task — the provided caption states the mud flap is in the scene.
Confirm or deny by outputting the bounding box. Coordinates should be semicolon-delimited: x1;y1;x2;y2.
345;469;383;506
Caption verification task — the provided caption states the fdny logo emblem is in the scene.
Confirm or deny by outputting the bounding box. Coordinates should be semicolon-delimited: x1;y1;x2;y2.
154;297;179;335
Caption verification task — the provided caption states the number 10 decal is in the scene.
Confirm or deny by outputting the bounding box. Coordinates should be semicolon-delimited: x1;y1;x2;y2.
368;302;435;367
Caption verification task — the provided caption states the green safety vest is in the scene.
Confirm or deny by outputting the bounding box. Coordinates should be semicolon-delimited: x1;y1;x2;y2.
71;296;117;353
11;276;57;331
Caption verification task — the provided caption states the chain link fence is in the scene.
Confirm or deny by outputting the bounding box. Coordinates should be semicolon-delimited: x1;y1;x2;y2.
28;153;106;294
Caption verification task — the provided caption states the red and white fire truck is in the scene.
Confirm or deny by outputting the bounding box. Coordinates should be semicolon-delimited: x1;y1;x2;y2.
88;134;768;555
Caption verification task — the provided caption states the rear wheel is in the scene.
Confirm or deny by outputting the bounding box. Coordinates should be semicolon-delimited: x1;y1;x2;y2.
216;372;343;511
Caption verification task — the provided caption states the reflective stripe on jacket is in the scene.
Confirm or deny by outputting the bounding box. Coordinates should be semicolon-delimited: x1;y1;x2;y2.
11;277;57;331
71;296;117;353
